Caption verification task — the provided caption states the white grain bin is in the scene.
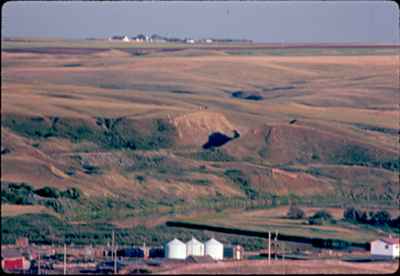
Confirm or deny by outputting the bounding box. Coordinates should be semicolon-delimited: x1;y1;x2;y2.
204;238;223;260
164;238;186;260
186;237;204;257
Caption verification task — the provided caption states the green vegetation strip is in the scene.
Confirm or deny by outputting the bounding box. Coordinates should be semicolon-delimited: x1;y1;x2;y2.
1;214;266;250
1;114;176;151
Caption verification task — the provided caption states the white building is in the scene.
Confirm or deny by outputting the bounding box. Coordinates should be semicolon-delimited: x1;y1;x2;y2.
186;39;195;44
370;237;400;258
186;237;204;257
204;238;223;260
109;35;130;42
205;39;213;43
164;238;186;260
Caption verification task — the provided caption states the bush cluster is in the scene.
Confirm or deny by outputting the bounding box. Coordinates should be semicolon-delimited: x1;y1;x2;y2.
1;182;82;213
332;145;399;172
343;206;398;228
224;169;258;199
308;210;334;225
2;115;177;151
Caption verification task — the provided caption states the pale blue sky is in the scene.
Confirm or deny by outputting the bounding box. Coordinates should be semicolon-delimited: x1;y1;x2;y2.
2;1;399;43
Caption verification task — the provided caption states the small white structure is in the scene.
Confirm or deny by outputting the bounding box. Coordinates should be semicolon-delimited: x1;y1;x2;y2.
204;238;223;260
186;237;204;257
109;35;130;42
370;237;400;258
186;39;195;44
205;39;213;43
165;238;186;260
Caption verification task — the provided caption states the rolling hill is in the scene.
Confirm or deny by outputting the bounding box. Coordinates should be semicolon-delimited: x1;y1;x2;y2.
1;43;399;246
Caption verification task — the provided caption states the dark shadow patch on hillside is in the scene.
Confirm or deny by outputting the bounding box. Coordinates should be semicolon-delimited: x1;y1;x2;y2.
262;85;296;92
169;90;193;95
44;93;82;100
203;130;240;149
1;147;11;155
352;123;398;136
62;63;82;67
231;91;263;101
291;80;306;85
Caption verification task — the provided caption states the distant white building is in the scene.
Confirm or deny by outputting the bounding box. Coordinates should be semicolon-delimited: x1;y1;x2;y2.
205;39;213;43
186;39;195;44
370;237;400;258
109;35;130;42
204;238;223;260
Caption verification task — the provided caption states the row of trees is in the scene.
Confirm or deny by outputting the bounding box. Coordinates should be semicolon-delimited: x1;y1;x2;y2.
287;205;399;228
343;206;399;228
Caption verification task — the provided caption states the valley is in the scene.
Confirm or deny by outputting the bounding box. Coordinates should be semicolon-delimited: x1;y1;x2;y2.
1;41;399;249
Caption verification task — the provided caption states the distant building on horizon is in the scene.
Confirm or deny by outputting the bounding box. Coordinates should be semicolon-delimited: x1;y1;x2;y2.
109;35;130;42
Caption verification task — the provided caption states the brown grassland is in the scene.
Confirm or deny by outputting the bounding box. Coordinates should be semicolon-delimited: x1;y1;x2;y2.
1;41;399;260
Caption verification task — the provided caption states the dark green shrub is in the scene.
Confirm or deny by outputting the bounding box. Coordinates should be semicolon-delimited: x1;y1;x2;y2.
370;210;391;226
287;205;305;219
344;206;358;221
189;179;211;186
42;199;64;213
61;187;81;200
2;182;36;205
136;175;146;183
82;163;101;175
34;187;60;198
308;210;334;225
311;154;320;160
390;216;400;228
224;169;258;199
65;167;76;176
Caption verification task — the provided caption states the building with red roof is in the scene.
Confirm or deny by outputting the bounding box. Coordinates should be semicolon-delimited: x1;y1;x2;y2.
370;236;400;258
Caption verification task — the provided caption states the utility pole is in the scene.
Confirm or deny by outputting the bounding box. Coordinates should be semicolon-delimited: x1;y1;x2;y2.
114;244;118;275
268;231;271;264
38;251;41;275
63;243;67;275
112;230;117;275
275;230;278;260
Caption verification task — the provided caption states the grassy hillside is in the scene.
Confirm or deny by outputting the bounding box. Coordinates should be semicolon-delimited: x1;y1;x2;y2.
1;42;399;245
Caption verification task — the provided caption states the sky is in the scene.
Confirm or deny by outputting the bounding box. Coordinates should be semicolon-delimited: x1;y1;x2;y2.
2;1;399;43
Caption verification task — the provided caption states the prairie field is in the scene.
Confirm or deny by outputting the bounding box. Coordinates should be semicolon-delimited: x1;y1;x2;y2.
1;40;399;248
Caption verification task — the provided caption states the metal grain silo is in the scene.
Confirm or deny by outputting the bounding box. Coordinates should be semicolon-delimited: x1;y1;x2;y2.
186;237;204;257
204;238;223;260
164;238;186;260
